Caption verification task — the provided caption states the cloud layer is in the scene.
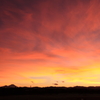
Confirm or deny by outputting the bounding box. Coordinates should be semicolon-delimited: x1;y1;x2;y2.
0;0;100;87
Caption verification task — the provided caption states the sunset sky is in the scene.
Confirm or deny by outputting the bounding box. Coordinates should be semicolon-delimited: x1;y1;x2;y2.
0;0;100;87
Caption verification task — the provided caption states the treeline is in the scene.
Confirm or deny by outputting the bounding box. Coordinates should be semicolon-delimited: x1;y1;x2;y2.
1;86;100;96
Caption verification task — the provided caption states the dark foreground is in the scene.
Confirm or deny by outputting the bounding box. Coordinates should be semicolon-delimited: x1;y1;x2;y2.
0;93;100;100
1;86;100;100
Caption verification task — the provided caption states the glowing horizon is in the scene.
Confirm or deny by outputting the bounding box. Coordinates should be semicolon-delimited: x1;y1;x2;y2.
0;0;100;87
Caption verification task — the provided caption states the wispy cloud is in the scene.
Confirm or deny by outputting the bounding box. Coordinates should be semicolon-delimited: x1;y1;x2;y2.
0;0;100;86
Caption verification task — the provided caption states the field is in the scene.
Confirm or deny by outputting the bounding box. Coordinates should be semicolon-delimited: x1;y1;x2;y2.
0;93;100;100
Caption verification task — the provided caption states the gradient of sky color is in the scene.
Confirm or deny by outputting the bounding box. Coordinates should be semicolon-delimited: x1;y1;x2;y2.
0;0;100;87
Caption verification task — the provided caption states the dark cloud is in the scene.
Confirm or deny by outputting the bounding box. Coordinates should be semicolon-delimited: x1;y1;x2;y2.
53;83;58;85
0;0;100;54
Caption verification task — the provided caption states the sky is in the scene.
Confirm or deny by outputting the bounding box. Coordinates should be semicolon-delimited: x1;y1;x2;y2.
0;0;100;87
